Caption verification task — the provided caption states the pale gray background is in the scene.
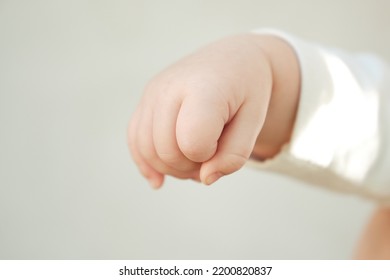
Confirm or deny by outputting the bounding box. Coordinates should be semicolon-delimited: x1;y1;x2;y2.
0;0;388;259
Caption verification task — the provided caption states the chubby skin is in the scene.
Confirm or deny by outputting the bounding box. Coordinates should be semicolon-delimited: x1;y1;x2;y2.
128;34;300;188
128;33;389;259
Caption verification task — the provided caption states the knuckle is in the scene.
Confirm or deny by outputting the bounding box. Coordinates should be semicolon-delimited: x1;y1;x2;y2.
181;145;206;162
179;139;216;163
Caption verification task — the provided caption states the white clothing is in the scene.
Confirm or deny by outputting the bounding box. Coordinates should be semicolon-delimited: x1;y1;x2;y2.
250;30;390;204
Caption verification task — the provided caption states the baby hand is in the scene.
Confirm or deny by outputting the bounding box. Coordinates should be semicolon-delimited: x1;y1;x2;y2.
128;34;299;188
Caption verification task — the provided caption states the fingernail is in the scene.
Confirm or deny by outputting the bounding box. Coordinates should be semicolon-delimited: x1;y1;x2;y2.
205;172;224;185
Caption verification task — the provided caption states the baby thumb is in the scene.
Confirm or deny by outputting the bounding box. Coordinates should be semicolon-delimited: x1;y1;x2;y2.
200;102;266;185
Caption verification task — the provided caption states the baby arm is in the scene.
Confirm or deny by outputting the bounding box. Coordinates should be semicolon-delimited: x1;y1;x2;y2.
128;34;300;188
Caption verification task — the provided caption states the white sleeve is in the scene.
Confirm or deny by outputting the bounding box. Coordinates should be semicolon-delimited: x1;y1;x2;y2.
249;29;390;204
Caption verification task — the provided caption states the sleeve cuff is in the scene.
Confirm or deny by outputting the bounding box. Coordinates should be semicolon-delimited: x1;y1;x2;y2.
249;29;390;204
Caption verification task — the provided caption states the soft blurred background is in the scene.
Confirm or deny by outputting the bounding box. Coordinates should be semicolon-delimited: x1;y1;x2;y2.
0;0;389;259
